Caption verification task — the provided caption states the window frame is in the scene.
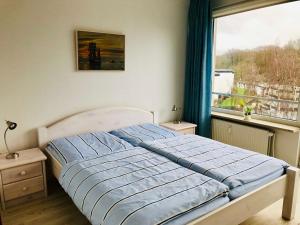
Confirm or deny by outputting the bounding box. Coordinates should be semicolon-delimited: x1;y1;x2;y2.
211;0;300;126
212;0;292;18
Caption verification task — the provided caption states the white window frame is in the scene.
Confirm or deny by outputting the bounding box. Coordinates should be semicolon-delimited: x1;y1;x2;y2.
211;0;300;126
212;0;292;18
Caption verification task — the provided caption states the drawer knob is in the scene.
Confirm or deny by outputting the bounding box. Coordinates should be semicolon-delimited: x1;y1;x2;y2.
20;170;27;176
22;187;28;191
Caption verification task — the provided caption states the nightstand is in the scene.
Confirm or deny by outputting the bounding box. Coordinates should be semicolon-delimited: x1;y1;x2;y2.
0;148;47;210
160;121;197;135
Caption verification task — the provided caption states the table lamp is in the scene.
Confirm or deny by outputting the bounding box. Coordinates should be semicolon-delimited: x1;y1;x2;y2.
4;120;19;159
172;105;181;124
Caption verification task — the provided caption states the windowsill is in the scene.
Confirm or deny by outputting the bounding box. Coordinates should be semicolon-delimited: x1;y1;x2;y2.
211;111;300;133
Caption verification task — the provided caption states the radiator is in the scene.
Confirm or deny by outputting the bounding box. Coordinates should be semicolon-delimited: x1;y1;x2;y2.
212;119;274;155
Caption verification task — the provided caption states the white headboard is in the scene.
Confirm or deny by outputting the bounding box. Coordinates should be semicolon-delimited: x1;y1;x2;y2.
38;107;156;149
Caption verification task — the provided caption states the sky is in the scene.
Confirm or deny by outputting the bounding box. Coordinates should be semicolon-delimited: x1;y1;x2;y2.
215;1;300;55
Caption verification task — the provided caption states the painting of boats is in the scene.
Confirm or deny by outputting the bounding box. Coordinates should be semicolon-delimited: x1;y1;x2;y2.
76;30;125;70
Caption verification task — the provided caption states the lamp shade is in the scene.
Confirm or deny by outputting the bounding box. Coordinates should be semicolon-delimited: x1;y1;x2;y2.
6;121;17;130
172;105;178;112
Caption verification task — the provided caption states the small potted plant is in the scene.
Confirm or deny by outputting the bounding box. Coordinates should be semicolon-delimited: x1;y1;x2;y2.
243;105;253;121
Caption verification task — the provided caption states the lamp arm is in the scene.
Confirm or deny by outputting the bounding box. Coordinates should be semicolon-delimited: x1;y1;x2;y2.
4;127;10;153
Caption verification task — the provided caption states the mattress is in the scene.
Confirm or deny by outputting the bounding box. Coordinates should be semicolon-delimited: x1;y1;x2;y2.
46;131;133;165
110;123;180;146
140;135;289;199
59;147;229;225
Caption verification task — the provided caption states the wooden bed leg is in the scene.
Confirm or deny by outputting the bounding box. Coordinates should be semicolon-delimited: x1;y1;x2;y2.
282;167;299;220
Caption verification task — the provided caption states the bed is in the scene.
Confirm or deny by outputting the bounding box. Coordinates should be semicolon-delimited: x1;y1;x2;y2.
38;107;299;225
109;126;288;199
57;144;229;225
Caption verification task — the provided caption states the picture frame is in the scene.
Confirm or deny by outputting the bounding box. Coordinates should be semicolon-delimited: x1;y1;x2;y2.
75;30;125;71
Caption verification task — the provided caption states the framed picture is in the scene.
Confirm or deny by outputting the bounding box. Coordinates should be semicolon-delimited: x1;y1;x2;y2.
76;30;125;70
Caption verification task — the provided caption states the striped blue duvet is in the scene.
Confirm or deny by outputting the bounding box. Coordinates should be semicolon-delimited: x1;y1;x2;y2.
59;147;229;225
140;135;289;199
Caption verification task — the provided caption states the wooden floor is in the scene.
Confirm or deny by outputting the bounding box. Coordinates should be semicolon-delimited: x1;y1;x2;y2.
1;180;299;225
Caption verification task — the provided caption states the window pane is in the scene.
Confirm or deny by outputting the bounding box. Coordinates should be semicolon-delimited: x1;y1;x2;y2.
213;1;300;121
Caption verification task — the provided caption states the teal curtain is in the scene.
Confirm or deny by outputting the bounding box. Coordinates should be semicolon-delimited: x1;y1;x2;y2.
183;0;213;138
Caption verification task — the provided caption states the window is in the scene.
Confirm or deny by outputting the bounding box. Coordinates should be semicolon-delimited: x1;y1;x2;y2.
212;1;300;121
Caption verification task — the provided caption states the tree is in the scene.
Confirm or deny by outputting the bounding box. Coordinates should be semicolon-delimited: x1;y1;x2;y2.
216;39;300;86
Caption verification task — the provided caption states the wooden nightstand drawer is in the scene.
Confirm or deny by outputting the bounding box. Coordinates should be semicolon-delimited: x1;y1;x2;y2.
1;162;42;185
3;176;44;201
179;127;195;135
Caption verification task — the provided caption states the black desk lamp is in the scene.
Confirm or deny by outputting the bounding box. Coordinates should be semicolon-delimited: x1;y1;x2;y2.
4;120;19;159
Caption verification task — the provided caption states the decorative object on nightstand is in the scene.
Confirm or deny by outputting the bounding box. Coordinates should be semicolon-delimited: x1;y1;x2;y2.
172;105;182;124
160;121;197;135
3;120;19;160
0;148;47;210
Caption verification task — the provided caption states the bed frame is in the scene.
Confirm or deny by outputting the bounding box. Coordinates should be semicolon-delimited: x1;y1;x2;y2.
37;107;299;225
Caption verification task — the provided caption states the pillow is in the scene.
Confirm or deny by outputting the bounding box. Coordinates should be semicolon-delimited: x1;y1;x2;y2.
46;131;133;165
109;123;180;146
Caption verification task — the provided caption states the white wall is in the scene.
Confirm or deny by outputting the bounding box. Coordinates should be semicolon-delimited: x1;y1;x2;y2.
0;0;188;153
